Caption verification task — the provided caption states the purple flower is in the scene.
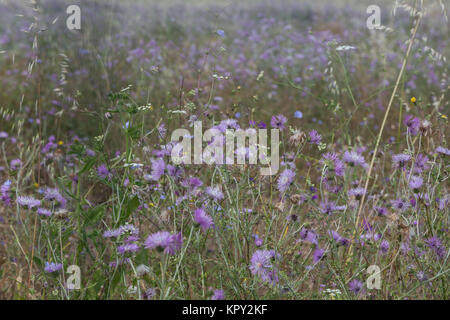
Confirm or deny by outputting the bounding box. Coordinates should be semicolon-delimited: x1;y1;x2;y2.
391;198;410;212
329;230;350;246
320;201;346;215
348;187;365;200
374;206;388;216
436;146;450;156
150;158;165;181
143;288;157;300
308;130;322;145
97;164;111;179
321;152;345;177
409;176;423;190
205;186;224;201
211;289;225;300
403;114;420;136
216;29;225;37
425;236;446;259
1;180;11;205
145;231;182;255
37;208;52;216
10;159;22;170
0;132;8;139
298;228;318;245
294;110;303;119
103;224;139;238
181;177;203;190
117;243;140;254
348;279;364;295
194;208;214;232
379;240;390;254
277;169;295;193
392;154;411;169
343;151;367;168
249;249;279;285
43;188;67;208
312;248;325;263
16;196;41;209
270;114;287;130
44;262;63;273
413;154;429;174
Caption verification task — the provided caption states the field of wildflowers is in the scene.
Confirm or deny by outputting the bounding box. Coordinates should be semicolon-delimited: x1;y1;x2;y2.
0;0;448;300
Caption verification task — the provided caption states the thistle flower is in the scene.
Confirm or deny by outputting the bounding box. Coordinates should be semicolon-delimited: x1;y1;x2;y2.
409;176;423;191
403;114;420;136
1;180;11;205
435;146;450;156
16;196;41;209
348;187;365;200
10;159;22;170
313;248;325;263
298;228;318;245
320;201;346;215
413;154;429;174
37;208;52;216
181;177;203;190
43;188;67;208
205;186;224;201
270;114;287;130
392;153;411;169
348;279;364;295
143;288;157;300
391;198;410;212
249;249;279;285
103;224;139;238
150;158;165;181
211;289;225;300
144;231;182;255
97;164;111;179
374;206;388;216
117;243;140;254
308;130;322;145
379;240;390;254
425;236;446;260
329;230;350;246
343;151;367;168
194;208;214;232
44;262;63;273
277;169;295;193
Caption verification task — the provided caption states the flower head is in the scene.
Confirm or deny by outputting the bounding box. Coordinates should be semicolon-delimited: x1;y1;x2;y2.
144;231;182;255
277;169;295;193
249;249;279;285
409;176;423;191
270;114;287;130
16;196;41;209
308;130;322;145
194;208;214;232
44;262;63;273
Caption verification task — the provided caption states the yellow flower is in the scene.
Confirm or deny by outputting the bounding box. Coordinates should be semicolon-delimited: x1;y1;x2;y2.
58;141;64;146
410;97;416;103
33;183;39;188
148;202;154;207
441;114;448;120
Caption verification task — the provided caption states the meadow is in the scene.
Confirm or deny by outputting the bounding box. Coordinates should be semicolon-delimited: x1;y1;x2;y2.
0;0;448;300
